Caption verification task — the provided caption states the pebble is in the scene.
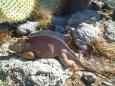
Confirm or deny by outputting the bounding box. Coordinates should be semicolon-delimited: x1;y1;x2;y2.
81;72;97;85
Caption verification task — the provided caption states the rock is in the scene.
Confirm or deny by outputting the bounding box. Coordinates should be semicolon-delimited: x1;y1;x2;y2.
81;72;97;85
71;23;101;50
31;30;66;41
101;81;113;86
51;16;67;26
0;22;15;30
90;0;104;10
16;21;39;35
51;16;67;33
104;20;115;42
0;56;69;86
91;0;115;10
55;25;65;33
61;0;90;15
100;0;115;9
67;10;100;26
112;9;115;20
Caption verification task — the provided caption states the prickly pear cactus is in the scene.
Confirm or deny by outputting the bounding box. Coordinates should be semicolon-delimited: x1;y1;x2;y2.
0;0;64;23
0;0;35;22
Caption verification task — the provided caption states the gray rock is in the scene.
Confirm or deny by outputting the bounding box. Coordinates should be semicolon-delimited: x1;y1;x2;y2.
91;0;115;10
67;10;100;26
112;9;115;20
100;0;115;9
71;23;101;50
51;16;67;26
62;0;90;15
0;22;14;30
51;16;67;33
90;0;104;10
16;21;39;35
55;25;65;33
31;30;66;41
101;81;113;86
0;56;69;86
104;20;115;42
82;72;97;85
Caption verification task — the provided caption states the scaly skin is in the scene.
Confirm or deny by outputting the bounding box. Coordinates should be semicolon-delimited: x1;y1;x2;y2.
9;35;109;77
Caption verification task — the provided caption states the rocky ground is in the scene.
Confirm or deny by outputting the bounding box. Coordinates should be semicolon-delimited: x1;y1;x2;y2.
0;0;115;86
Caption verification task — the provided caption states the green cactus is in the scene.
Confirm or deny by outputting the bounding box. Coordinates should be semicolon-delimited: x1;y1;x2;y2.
0;0;36;23
0;0;64;23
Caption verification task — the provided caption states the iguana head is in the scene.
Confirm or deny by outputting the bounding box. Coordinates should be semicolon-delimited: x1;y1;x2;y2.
9;38;25;53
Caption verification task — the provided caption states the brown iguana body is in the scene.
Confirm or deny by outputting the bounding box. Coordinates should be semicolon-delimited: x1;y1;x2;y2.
9;35;108;77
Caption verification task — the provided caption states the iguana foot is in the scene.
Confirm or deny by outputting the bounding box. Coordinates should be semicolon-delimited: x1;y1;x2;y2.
16;51;35;59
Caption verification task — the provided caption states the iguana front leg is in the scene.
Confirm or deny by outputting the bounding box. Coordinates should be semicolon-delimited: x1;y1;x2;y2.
16;51;35;59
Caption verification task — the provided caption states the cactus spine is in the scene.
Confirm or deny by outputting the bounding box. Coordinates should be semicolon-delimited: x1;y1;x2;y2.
35;0;65;28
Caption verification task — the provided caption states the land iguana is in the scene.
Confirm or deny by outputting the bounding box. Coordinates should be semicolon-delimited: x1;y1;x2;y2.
9;35;109;77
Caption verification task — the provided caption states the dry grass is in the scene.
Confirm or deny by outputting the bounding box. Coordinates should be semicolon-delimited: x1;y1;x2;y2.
0;29;11;43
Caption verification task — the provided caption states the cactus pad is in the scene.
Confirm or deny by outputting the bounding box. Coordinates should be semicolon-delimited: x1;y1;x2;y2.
0;0;35;22
0;0;64;23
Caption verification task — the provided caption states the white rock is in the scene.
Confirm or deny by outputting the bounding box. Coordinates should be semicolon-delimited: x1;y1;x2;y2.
72;22;101;50
16;21;39;35
0;56;69;86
